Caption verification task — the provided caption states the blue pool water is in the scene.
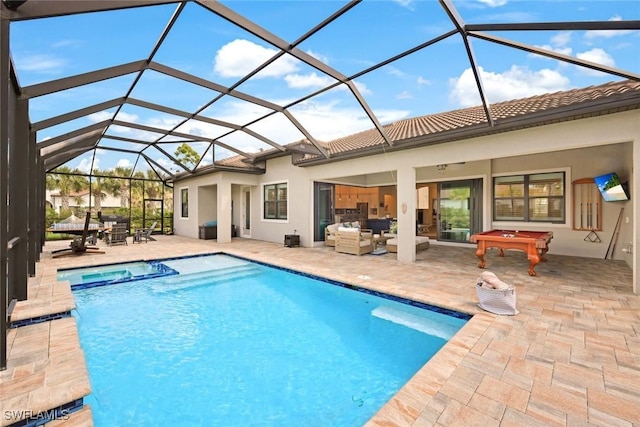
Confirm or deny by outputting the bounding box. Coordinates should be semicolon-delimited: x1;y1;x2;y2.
72;254;469;426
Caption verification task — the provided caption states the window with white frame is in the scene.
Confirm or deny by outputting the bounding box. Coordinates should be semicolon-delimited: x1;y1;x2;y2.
264;182;287;220
494;172;565;222
180;188;188;218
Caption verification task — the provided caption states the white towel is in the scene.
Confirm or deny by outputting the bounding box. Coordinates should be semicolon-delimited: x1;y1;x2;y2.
479;271;511;290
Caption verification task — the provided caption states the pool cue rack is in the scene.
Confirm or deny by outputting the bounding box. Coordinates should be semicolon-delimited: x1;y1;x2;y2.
572;178;603;234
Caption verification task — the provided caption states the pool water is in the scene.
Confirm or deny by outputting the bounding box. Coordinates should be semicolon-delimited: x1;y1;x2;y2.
72;254;468;426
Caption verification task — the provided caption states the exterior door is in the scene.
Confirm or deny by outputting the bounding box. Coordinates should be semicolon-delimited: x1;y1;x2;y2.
314;182;334;242
437;179;482;242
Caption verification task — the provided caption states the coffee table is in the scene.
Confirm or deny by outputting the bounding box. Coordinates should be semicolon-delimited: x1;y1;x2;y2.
372;235;391;250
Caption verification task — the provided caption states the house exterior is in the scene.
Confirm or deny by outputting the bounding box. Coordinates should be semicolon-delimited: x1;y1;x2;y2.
172;80;640;293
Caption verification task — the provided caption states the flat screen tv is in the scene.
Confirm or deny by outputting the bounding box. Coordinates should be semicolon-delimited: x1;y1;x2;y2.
594;172;629;202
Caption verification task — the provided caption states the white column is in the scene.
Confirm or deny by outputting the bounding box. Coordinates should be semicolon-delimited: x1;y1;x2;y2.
217;182;233;243
633;139;640;294
396;167;417;263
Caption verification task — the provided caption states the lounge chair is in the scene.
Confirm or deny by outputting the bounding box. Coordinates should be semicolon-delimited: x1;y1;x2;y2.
52;212;106;258
133;221;158;244
108;223;128;246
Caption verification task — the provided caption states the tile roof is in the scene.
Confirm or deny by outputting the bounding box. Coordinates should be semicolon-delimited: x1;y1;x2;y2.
210;79;640;171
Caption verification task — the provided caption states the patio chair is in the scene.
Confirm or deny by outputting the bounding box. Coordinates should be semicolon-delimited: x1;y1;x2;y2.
52;212;106;258
108;223;129;246
133;221;158;244
334;226;374;256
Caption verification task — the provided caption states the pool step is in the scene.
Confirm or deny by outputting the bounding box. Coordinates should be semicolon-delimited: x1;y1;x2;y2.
151;264;261;293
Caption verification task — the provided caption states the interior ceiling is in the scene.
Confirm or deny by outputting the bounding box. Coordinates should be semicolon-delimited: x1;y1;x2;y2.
5;0;640;182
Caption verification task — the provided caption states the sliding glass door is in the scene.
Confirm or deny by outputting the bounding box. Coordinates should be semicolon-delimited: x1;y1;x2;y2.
437;179;482;242
314;182;334;242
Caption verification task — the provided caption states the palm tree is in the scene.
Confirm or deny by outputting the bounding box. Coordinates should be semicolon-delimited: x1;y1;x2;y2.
89;173;108;214
48;166;88;211
111;166;133;208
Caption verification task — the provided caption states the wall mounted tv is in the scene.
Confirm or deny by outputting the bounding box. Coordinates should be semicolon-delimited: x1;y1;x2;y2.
594;172;629;202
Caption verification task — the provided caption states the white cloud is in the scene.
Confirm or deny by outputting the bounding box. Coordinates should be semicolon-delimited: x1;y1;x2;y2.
284;72;334;89
305;49;329;64
17;54;66;73
417;76;432;86
449;65;571;107
396;91;413;100
585;16;637;39
532;44;573;57
213;39;299;78
88;111;119;123
551;31;572;47
530;31;572;60
392;0;415;10
387;66;406;78
52;39;82;49
576;48;616;76
476;0;508;7
116;159;133;168
76;157;98;174
352;80;371;95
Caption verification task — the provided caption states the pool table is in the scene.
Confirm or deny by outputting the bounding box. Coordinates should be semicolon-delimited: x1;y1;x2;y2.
470;230;553;276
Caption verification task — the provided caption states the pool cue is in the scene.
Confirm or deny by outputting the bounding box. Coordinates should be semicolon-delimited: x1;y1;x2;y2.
606;208;624;259
587;183;592;229
593;184;599;230
580;184;584;229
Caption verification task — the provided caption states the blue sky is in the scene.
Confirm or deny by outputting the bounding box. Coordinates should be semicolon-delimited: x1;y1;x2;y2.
9;0;640;176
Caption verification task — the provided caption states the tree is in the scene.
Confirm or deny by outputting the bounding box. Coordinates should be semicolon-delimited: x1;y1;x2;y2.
47;166;88;212
111;166;133;208
90;172;115;214
174;143;200;169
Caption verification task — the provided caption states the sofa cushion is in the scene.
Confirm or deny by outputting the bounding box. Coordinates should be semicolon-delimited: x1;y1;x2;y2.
203;220;217;227
327;223;340;235
338;226;359;233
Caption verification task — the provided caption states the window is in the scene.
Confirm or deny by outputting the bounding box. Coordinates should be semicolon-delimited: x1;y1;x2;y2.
494;172;565;222
181;188;188;218
264;182;287;220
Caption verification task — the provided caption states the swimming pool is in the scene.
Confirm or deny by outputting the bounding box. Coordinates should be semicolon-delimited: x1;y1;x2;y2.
72;253;469;426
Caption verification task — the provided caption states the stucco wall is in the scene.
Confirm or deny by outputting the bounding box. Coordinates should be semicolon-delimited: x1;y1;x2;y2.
173;110;638;264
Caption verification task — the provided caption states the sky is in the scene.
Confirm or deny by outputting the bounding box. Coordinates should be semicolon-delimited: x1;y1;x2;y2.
8;0;640;177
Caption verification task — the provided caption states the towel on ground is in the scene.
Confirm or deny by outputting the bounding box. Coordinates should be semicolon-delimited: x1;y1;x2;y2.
478;271;511;290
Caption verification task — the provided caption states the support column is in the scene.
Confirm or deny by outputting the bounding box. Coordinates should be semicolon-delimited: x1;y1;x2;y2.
633;139;639;295
1;3;10;370
28;130;38;274
8;97;28;301
216;181;233;243
396;167;417;263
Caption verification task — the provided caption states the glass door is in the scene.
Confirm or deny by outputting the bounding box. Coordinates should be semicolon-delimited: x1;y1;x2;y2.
241;186;251;237
437;179;482;242
314;182;334;242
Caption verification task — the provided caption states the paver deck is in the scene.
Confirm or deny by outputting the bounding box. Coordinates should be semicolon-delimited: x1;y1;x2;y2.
2;235;638;426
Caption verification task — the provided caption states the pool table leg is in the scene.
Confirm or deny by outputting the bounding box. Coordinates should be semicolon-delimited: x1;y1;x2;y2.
539;246;549;262
475;243;486;269
527;245;541;276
